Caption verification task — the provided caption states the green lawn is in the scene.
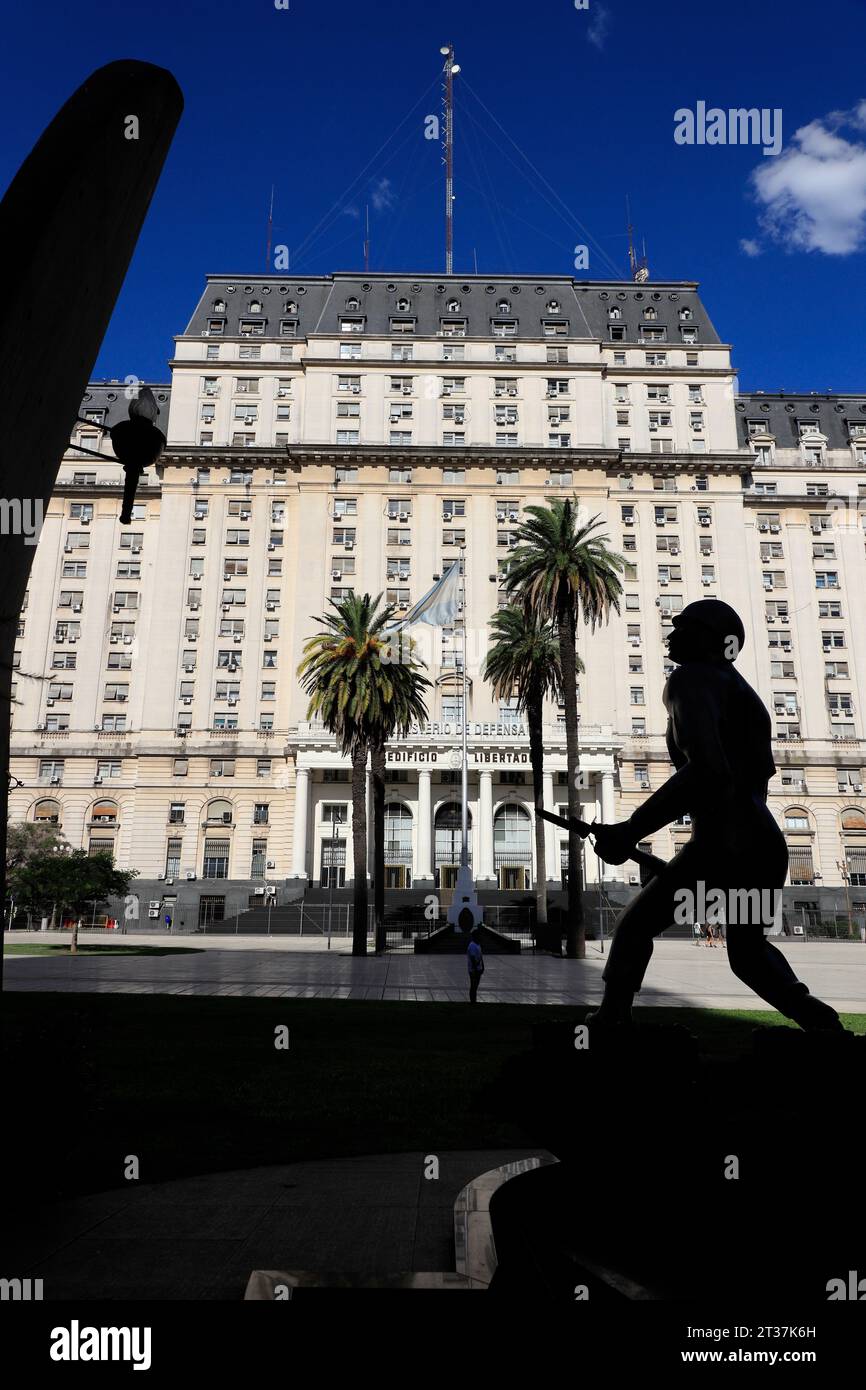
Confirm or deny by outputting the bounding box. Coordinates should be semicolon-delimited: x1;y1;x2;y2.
4;943;204;957
5;994;863;1200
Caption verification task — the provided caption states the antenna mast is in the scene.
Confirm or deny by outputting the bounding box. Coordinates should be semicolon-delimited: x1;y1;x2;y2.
364;204;370;273
626;196;649;282
265;185;274;272
441;44;460;274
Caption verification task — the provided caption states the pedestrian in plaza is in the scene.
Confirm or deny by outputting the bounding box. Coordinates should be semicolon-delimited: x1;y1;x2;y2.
467;925;484;1004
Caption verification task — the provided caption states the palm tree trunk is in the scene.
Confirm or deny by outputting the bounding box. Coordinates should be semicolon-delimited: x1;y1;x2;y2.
351;739;369;955
527;690;549;951
557;603;585;959
371;739;386;954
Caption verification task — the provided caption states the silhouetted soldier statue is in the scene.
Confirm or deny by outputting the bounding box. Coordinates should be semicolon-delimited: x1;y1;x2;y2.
589;599;842;1031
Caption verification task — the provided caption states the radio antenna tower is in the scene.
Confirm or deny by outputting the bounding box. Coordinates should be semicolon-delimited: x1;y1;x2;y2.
440;44;461;274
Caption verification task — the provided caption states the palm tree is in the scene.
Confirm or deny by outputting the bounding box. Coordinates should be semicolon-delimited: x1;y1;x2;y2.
370;628;430;952
484;604;571;951
298;595;429;956
505;499;623;959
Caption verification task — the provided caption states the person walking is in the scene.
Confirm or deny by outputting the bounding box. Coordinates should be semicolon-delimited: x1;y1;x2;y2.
467;927;485;1004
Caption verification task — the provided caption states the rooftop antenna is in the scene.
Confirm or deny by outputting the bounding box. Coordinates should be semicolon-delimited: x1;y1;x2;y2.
441;44;461;274
473;247;478;274
626;196;649;282
364;204;370;273
265;185;274;272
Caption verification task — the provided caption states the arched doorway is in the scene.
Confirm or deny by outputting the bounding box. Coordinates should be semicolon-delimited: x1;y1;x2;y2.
435;801;472;891
384;803;413;889
494;803;532;891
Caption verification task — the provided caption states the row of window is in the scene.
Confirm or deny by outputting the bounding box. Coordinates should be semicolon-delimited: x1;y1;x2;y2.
201;341;702;370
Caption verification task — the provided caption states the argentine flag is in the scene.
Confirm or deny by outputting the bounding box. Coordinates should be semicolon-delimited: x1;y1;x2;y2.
385;560;462;633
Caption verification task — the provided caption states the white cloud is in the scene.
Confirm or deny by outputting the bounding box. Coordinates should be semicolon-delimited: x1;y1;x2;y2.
342;204;360;220
739;238;762;257
587;3;611;50
371;177;396;212
749;101;866;255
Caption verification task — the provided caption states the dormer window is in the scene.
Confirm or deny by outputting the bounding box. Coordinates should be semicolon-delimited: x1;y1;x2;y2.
345;297;360;311
248;300;262;314
497;300;511;314
396;297;411;312
546;300;560;313
679;307;693;320
446;298;462;313
286;301;298;313
642;306;658;320
212;299;226;313
608;307;622;320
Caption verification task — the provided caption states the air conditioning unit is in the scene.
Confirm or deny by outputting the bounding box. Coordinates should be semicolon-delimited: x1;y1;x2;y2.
47;698;55;706
629;874;639;884
758;523;769;532
770;524;781;533
188;634;197;643
72;603;82;612
345;540;354;550
767;615;776;623
267;543;275;551
50;774;61;784
623;517;634;526
702;578;712;586
659;579;669;587
253;887;265;896
184;664;195;673
81;517;91;526
222;604;231;612
233;634;242;643
670;546;679;555
640;781;651;790
186;872;196;881
699;517;710;527
266;861;275;870
64;543;73;553
190;602;200;610
228;698;238;706
110;635;119;644
629;638;640;647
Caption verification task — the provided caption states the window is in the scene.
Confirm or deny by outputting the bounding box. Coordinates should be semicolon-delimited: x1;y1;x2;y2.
250;839;268;880
391;344;413;361
443;344;465;361
253;803;269;825
203;840;230;879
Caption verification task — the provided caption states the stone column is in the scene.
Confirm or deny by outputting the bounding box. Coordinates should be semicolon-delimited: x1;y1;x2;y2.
600;767;617;883
543;770;558;882
478;771;495;883
291;766;310;879
416;770;433;882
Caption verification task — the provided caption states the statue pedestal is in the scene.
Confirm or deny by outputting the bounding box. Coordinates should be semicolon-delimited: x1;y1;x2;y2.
445;864;482;931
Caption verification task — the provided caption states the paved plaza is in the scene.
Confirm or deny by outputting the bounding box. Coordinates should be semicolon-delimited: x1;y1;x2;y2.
5;934;865;1012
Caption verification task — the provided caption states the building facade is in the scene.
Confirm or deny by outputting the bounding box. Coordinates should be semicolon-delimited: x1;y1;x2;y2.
8;272;866;927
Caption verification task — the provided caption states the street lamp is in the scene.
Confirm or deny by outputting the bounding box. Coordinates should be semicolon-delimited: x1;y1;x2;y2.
74;385;166;523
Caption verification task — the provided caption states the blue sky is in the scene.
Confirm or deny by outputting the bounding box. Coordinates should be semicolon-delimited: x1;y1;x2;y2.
3;0;866;390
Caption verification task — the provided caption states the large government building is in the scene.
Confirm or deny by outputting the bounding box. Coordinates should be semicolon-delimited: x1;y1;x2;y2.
8;272;866;929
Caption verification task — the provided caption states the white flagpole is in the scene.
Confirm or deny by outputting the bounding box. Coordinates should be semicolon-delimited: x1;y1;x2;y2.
460;546;468;868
